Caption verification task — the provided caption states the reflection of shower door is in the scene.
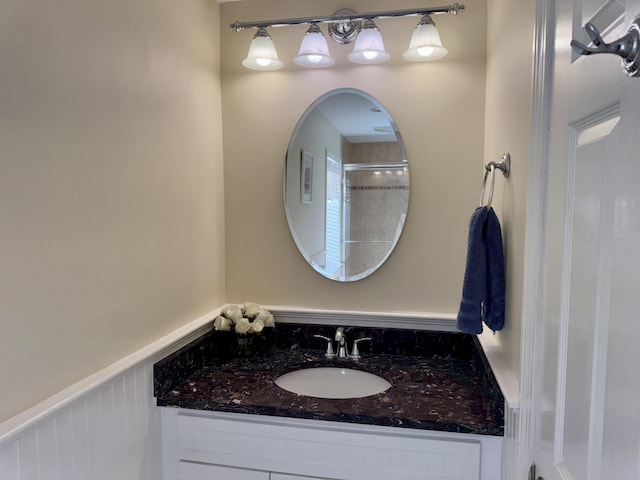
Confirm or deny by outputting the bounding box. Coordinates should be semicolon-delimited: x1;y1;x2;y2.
343;163;408;277
324;153;342;277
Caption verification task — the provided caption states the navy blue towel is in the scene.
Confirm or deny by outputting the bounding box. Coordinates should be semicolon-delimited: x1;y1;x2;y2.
484;208;505;331
457;207;489;334
456;206;505;334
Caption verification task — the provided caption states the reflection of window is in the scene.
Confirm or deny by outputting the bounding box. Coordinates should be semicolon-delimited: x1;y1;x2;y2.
325;152;342;277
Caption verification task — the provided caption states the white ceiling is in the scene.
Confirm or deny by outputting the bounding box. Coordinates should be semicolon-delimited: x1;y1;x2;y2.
315;92;398;143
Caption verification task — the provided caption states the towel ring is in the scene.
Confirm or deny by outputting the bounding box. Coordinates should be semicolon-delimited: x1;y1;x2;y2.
480;165;497;207
480;153;510;207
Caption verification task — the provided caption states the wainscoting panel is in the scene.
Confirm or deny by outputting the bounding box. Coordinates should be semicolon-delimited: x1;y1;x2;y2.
0;361;162;480
502;404;520;480
0;311;217;480
0;442;17;479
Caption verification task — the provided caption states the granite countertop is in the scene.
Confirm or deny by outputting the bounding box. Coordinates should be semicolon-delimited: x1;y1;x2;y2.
154;324;504;436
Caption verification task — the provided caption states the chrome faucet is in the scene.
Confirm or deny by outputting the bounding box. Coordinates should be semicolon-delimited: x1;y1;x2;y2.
316;328;373;359
334;327;348;358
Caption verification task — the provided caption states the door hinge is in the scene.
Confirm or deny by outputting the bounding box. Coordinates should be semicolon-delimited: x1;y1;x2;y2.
529;464;543;480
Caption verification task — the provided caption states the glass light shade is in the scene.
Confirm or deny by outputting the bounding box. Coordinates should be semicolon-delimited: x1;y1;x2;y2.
347;20;390;64
242;28;283;70
403;16;448;61
294;24;335;68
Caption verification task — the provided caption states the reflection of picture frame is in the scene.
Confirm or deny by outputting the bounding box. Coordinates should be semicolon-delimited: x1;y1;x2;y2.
301;150;313;204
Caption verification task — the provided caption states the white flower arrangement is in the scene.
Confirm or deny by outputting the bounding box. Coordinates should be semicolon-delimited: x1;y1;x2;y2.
214;302;275;335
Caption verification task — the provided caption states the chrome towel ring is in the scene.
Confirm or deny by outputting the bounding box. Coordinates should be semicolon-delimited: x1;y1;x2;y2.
480;153;510;207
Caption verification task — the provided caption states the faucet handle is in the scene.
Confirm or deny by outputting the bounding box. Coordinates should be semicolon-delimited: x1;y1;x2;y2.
350;337;372;359
334;327;349;358
313;335;336;358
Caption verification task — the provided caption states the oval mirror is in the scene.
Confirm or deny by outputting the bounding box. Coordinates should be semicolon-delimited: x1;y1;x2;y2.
284;88;409;282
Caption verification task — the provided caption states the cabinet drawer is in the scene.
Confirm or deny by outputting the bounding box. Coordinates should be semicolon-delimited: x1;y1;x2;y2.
271;474;336;480
180;461;269;480
177;414;481;480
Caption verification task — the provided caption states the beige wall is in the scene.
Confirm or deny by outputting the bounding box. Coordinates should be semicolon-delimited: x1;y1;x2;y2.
0;0;226;422
221;0;488;312
0;0;535;423
483;0;536;380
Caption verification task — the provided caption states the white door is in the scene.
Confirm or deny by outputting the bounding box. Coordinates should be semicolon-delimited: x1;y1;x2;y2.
535;0;640;478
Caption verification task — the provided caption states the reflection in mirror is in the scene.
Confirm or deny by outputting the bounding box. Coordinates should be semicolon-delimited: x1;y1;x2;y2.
284;88;409;282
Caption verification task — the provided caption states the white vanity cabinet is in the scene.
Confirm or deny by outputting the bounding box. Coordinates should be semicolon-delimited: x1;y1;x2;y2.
160;408;502;480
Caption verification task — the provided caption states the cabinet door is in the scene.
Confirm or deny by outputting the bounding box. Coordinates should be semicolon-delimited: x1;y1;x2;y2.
180;462;269;480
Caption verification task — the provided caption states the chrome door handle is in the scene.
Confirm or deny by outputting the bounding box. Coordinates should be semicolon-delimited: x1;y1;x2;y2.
570;17;640;77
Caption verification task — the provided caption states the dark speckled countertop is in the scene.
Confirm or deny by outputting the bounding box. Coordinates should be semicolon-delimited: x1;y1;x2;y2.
154;324;504;436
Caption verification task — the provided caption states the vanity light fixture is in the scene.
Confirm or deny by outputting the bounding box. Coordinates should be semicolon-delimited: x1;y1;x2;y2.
403;15;448;61
242;27;283;70
293;23;335;68
347;19;390;64
230;3;465;71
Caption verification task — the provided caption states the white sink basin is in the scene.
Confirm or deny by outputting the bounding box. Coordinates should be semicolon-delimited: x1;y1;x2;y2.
274;367;391;399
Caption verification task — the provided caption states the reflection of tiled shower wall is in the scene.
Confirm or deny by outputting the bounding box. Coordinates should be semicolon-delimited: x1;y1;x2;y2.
343;141;405;164
345;168;408;276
